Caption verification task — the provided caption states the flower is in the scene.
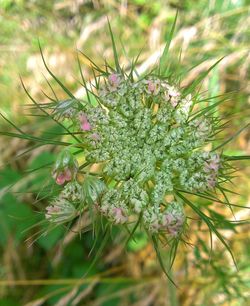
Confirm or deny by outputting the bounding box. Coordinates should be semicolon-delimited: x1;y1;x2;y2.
79;112;91;131
112;207;128;224
145;79;161;95
162;201;186;237
205;154;220;172
61;181;83;202
47;71;225;242
191;119;211;142
143;207;162;233
174;94;192;123
150;219;161;232
181;94;192;113
165;85;181;107
55;168;72;185
207;175;217;189
108;73;121;90
203;154;220;189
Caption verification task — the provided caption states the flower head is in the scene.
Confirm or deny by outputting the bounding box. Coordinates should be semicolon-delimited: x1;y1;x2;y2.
45;67;228;249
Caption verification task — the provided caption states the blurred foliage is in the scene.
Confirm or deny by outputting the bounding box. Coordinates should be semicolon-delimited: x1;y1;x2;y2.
0;0;250;305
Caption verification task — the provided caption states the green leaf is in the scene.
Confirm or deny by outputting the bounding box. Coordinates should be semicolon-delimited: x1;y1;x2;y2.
20;77;81;144
159;10;178;77
84;228;109;277
176;192;237;269
212;123;250;151
38;40;76;99
107;18;121;73
125;212;143;248
184;57;226;95
127;231;147;252
0;129;70;146
152;235;177;287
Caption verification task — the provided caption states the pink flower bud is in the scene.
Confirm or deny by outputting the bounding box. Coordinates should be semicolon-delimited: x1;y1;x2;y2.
204;154;220;173
162;214;175;227
79;113;91;131
91;133;100;141
64;168;72;181
55;168;72;185
165;85;180;107
112;207;127;224
207;173;217;189
168;87;180;98
108;73;120;88
161;202;185;237
56;173;66;185
168;225;180;237
46;205;60;216
146;80;160;95
148;81;156;92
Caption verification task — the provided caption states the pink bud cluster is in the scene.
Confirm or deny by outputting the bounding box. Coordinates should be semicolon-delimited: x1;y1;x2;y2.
112;207;128;224
166;85;181;107
45;199;76;223
146;79;161;96
162;213;185;237
79;112;91;131
204;154;220;188
53;168;73;185
143;78;181;108
108;73;121;91
143;203;186;236
78;112;101;146
98;204;128;224
45;205;60;219
52;150;79;185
